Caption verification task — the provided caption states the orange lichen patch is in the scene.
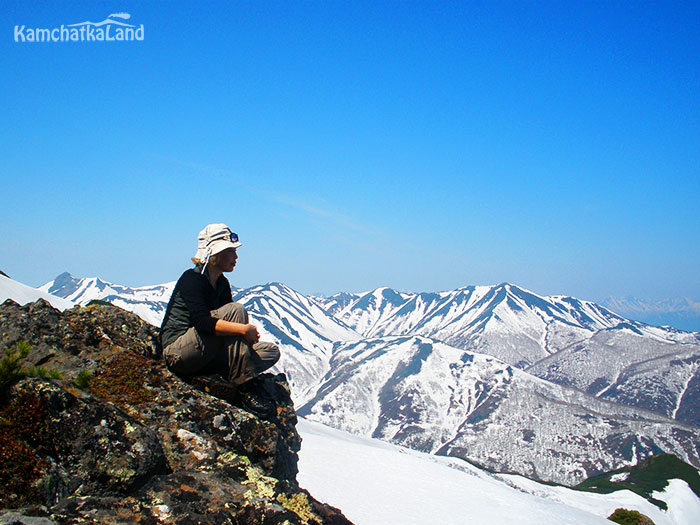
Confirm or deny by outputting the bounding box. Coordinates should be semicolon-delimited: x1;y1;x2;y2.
1;390;50;451
0;391;49;506
88;352;164;408
0;432;46;506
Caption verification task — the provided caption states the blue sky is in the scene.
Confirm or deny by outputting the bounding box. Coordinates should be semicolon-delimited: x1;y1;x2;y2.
1;1;698;301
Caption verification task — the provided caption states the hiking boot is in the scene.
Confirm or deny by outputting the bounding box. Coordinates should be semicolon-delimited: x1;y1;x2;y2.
191;374;239;404
237;391;276;419
191;374;275;419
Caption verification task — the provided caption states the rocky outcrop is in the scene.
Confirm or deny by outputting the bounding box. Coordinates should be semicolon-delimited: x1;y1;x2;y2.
0;299;351;524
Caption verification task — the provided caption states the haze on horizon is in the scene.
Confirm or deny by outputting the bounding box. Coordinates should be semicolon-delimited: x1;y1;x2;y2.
1;1;698;304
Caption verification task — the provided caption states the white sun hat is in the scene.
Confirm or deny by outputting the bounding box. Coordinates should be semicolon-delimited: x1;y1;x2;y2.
194;223;242;271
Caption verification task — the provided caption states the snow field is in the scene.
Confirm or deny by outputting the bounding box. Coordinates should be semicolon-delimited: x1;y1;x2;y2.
297;418;699;525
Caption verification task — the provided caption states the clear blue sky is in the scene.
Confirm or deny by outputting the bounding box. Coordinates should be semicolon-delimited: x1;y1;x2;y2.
1;1;698;301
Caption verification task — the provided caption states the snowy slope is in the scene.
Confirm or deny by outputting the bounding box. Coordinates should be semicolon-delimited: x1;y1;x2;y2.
0;274;75;311
40;272;174;326
232;282;361;403
528;327;700;426
299;336;700;485
297;418;700;525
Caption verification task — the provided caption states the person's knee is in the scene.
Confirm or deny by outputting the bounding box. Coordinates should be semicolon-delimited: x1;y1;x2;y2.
268;344;280;366
214;302;247;323
255;342;280;366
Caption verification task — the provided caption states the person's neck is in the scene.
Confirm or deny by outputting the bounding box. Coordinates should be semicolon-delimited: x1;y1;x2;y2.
204;265;222;288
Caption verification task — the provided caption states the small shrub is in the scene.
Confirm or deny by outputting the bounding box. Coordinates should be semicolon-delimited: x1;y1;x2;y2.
74;369;92;389
0;342;63;392
26;367;63;381
0;341;32;391
608;508;654;525
577;454;699;510
87;299;112;307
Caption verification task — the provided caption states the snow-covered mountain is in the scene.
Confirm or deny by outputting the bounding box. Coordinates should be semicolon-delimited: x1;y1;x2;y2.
299;335;700;485
232;282;361;403
40;272;174;326
527;325;700;426
315;284;700;427
317;284;661;366
601;296;700;333
37;272;700;484
1;273;75;311
41;273;700;424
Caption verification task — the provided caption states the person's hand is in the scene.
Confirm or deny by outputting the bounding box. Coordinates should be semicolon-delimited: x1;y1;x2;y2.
243;324;260;346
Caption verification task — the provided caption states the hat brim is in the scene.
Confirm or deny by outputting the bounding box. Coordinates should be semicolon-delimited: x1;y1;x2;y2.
194;240;242;260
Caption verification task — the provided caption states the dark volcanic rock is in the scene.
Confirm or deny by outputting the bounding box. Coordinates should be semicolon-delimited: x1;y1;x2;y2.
0;299;351;524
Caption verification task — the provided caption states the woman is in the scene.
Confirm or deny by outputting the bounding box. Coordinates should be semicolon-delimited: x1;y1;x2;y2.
159;224;280;390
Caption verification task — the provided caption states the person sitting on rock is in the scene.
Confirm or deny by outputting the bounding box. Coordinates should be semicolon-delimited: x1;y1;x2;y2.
159;223;280;413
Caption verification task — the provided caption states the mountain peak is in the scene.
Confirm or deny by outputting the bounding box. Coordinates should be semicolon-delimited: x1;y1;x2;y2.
1;273;75;311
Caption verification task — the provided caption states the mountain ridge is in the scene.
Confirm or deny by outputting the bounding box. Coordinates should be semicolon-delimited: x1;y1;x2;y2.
26;272;700;486
600;296;700;332
36;273;700;425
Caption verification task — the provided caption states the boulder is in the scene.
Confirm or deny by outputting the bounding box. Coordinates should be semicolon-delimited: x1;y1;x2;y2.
0;299;351;524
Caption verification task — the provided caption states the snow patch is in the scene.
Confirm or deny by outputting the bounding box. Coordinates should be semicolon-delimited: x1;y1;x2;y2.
610;472;630;482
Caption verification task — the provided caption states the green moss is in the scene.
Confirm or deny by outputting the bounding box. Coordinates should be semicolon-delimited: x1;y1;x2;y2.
0;342;63;393
277;492;320;524
218;451;251;467
243;464;278;500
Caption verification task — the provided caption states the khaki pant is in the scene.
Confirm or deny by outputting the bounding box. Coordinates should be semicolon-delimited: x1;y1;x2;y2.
163;302;280;385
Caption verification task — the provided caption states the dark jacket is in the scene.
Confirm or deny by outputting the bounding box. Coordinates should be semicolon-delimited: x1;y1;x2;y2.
159;266;233;349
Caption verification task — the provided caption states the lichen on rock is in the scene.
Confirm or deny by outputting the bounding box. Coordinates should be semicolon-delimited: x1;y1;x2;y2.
0;298;352;524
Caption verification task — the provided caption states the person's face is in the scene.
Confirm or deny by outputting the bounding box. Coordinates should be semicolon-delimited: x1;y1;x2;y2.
216;248;238;272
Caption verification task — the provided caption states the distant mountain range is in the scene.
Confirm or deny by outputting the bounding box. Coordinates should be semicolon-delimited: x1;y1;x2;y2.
28;272;700;484
600;296;700;332
316;284;631;367
314;285;700;427
40;271;174;326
